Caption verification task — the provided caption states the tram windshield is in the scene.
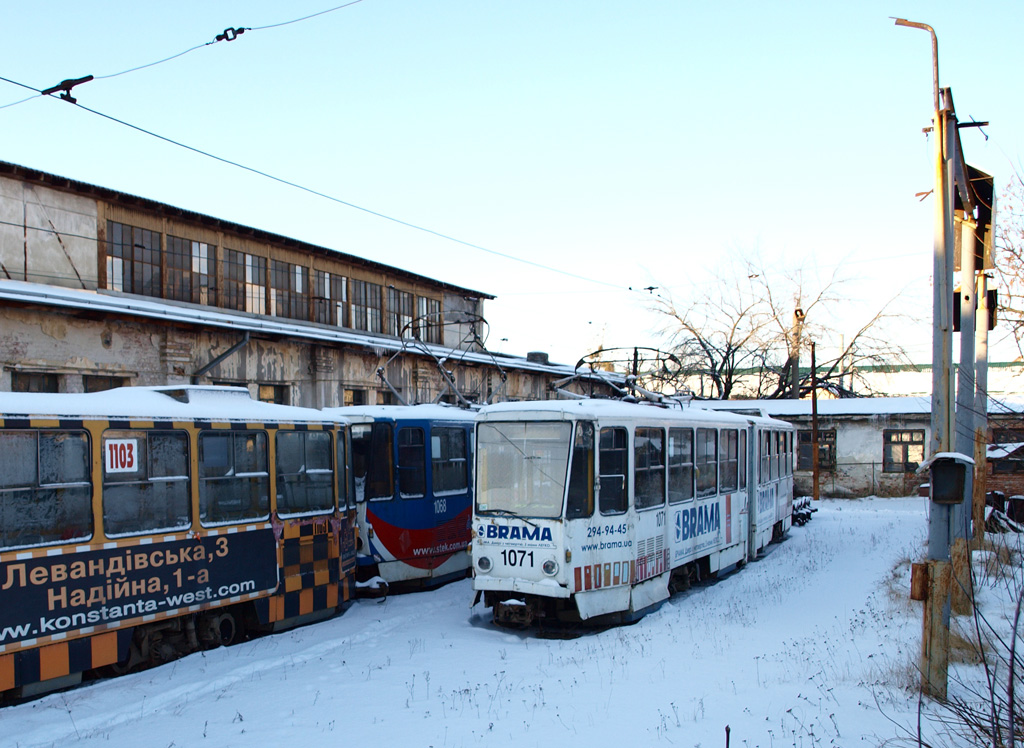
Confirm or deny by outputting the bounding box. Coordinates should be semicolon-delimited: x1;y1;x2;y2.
476;421;571;519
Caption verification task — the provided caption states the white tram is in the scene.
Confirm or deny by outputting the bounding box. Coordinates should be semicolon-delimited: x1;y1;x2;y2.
471;399;795;626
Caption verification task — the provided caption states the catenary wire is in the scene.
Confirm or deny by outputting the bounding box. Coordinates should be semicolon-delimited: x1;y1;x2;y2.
0;76;632;291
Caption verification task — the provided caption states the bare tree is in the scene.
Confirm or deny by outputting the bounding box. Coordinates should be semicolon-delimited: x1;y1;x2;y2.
651;254;915;399
995;170;1024;358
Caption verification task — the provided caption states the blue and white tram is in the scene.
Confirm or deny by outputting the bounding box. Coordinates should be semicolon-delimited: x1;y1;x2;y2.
324;404;476;592
470;399;795;626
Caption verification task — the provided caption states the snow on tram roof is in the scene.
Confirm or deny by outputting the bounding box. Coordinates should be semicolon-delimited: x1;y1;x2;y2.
322;403;477;422
476;398;788;426
0;386;335;423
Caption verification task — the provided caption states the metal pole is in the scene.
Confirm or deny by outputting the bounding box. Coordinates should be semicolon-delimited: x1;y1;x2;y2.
811;342;820;502
894;17;952;701
973;272;990;544
952;217;977;614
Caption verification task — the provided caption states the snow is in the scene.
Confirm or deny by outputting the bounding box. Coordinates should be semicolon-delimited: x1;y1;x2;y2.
698;396;1024;418
4;497;1011;747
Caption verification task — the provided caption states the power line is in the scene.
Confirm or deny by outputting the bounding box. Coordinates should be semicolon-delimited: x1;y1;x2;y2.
0;73;631;291
0;1;369;108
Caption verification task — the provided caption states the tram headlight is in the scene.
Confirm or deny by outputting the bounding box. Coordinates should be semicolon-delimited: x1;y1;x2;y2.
542;559;558;576
477;555;493;573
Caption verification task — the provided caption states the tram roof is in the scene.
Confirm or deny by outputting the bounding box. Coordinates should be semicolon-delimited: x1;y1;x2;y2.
0;385;338;424
476;398;789;426
323;403;477;422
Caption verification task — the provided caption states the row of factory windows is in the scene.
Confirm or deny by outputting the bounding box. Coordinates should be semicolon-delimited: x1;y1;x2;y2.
797;429;925;474
104;220;443;342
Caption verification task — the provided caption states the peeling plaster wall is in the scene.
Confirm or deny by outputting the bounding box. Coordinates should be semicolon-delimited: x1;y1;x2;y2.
1;305;597;407
790;414;932;498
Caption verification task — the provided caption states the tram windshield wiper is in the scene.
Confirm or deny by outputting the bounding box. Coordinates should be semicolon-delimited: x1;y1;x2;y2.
478;508;538;528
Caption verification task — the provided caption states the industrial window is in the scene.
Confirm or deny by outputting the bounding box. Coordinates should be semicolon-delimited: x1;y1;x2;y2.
270;260;308;321
397;427;427;498
0;429;92;550
350;279;382;333
993;448;1024;473
416;296;443;344
667;427;694;504
883;430;925;473
276;430;334;516
165;236;214;305
565;422;595;519
223;249;266;314
84;375;126;393
695;427;718;498
797;429;836;470
258;384;287;404
344;389;367;406
720;429;739;492
432;427;468;495
103;430;191;536
314;270;347;326
351;423;394;501
11;372;59;393
599;427;628;515
198;431;270;525
634;427;666;510
388;288;415;337
106;221;161;298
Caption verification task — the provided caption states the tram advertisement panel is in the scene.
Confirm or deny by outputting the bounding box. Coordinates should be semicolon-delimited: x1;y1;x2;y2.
0;530;278;651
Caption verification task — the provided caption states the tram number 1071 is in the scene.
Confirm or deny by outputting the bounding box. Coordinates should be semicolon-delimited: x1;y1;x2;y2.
500;549;535;567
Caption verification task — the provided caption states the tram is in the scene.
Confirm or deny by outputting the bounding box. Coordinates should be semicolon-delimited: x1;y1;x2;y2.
325;404;475;592
0;386;357;700
470;398;795;626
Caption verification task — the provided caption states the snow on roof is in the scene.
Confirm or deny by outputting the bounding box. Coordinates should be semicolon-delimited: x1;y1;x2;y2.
323;404;477;422
477;398;787;426
0;385;336;423
988;442;1024;459
0;280;616;380
697;396;1024;418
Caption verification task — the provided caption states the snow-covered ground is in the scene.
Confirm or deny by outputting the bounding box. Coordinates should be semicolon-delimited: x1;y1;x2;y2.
5;497;1007;747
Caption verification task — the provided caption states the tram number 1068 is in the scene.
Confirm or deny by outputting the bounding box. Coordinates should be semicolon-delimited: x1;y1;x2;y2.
500;549;535;567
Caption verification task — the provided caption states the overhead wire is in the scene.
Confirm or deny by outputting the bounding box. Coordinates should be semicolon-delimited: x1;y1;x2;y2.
0;71;632;292
0;0;368;108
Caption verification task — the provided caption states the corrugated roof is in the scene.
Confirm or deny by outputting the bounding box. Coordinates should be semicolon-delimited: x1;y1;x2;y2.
0;279;613;380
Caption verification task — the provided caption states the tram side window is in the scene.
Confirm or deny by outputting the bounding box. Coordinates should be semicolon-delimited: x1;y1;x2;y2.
276;430;334;516
566;422;595;519
199;431;270;525
695;428;718;498
103;430;190;536
720;429;739;492
0;430;92;550
351;423;394;501
599;427;628;515
668;428;694;504
397;427;426;498
634;427;666;510
337;429;352;509
738;430;747;489
760;432;770;482
432;427;468;495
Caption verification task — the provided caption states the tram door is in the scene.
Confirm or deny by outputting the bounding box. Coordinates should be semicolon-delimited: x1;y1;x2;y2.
630;425;670;613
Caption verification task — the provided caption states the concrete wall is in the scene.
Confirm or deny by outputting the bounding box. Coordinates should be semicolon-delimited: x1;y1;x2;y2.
792;414;931;498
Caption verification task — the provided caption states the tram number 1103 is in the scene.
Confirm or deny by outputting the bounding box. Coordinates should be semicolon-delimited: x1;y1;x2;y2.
500;549;535;567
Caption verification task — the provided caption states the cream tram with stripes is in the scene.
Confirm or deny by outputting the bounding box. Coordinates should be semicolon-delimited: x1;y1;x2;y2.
0;386;357;701
471;399;795;626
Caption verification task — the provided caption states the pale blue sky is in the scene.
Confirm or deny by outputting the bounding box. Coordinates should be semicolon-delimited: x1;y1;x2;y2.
2;1;1021;366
